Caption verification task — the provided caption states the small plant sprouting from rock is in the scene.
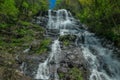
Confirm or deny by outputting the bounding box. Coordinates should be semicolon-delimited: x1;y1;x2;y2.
36;38;52;54
59;35;77;46
69;67;83;80
58;67;83;80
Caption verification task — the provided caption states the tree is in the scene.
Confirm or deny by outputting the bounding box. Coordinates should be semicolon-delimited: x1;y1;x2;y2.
1;0;19;17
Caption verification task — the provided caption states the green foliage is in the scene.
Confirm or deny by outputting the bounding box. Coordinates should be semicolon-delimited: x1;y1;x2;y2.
78;0;120;46
0;0;18;25
56;0;62;4
0;23;9;29
22;1;29;9
63;40;70;46
59;35;76;46
69;67;83;80
19;21;31;26
58;67;83;80
0;0;48;79
28;0;48;15
36;38;51;54
0;0;19;17
0;0;48;25
58;72;64;79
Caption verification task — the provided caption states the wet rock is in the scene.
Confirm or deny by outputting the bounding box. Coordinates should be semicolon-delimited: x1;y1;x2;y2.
0;56;6;66
49;60;55;65
47;29;60;36
68;55;75;60
57;46;89;80
67;62;74;68
59;35;77;42
58;67;68;73
33;16;48;27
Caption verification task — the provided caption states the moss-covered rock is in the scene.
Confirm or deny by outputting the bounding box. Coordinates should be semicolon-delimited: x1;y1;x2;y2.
33;38;52;54
0;67;31;80
58;67;83;80
69;67;83;80
59;35;77;46
0;53;32;80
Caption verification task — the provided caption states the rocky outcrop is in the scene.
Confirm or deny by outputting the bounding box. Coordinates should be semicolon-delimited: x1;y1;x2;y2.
57;43;89;80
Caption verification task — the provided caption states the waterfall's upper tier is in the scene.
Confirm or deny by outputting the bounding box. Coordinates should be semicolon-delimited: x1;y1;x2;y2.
48;9;73;20
47;9;76;30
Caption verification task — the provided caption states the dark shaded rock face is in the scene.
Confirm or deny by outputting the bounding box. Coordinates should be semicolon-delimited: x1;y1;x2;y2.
18;52;49;79
57;44;90;80
32;16;48;27
0;55;32;80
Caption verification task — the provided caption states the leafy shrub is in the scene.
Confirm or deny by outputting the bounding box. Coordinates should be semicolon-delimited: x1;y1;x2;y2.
69;67;83;80
36;38;51;54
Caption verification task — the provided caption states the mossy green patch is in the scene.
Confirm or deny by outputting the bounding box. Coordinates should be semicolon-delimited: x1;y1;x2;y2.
36;38;52;54
0;23;45;54
19;21;31;26
59;35;76;46
63;40;70;46
58;67;83;80
58;72;65;79
69;67;83;80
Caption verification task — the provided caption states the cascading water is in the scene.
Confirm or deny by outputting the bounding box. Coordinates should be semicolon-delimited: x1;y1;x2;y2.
35;40;61;80
35;9;120;80
35;9;74;80
47;9;74;30
80;31;120;80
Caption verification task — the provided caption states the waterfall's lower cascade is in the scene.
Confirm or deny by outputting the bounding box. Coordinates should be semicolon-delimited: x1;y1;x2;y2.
80;31;120;80
35;40;61;80
35;9;120;80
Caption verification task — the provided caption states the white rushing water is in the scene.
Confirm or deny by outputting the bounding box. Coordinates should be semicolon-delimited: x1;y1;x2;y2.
35;9;120;80
35;40;61;80
81;31;120;80
47;9;76;35
35;9;74;80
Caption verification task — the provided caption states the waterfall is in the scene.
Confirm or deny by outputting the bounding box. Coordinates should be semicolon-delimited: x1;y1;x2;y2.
35;40;61;80
81;31;120;80
35;9;120;80
47;9;73;30
35;9;73;80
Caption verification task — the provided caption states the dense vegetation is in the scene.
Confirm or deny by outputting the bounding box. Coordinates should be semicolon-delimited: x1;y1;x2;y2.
57;0;120;47
0;0;49;80
0;0;48;25
0;0;48;52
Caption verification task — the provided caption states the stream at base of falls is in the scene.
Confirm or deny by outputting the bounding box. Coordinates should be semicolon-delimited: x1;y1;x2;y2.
33;9;120;80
